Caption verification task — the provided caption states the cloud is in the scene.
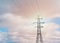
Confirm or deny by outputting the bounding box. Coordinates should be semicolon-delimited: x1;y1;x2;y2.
0;0;60;43
0;0;12;14
1;13;36;43
42;23;60;42
1;13;60;43
0;32;7;43
10;0;60;18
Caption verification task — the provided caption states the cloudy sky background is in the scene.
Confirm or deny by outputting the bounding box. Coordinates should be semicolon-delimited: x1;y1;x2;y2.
0;0;60;43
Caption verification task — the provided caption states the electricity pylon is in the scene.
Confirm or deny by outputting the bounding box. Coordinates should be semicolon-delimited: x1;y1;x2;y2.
36;16;44;43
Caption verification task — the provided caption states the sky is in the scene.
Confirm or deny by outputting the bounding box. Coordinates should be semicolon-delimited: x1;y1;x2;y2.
0;0;60;43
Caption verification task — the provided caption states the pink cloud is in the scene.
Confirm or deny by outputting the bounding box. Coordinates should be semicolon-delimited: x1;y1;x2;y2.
1;13;60;43
10;0;60;18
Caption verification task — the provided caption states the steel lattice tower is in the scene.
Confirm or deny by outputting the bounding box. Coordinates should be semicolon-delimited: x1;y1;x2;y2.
36;16;44;43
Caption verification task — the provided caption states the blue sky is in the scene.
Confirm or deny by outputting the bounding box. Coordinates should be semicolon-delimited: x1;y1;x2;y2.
51;17;60;25
51;17;60;31
0;26;8;32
